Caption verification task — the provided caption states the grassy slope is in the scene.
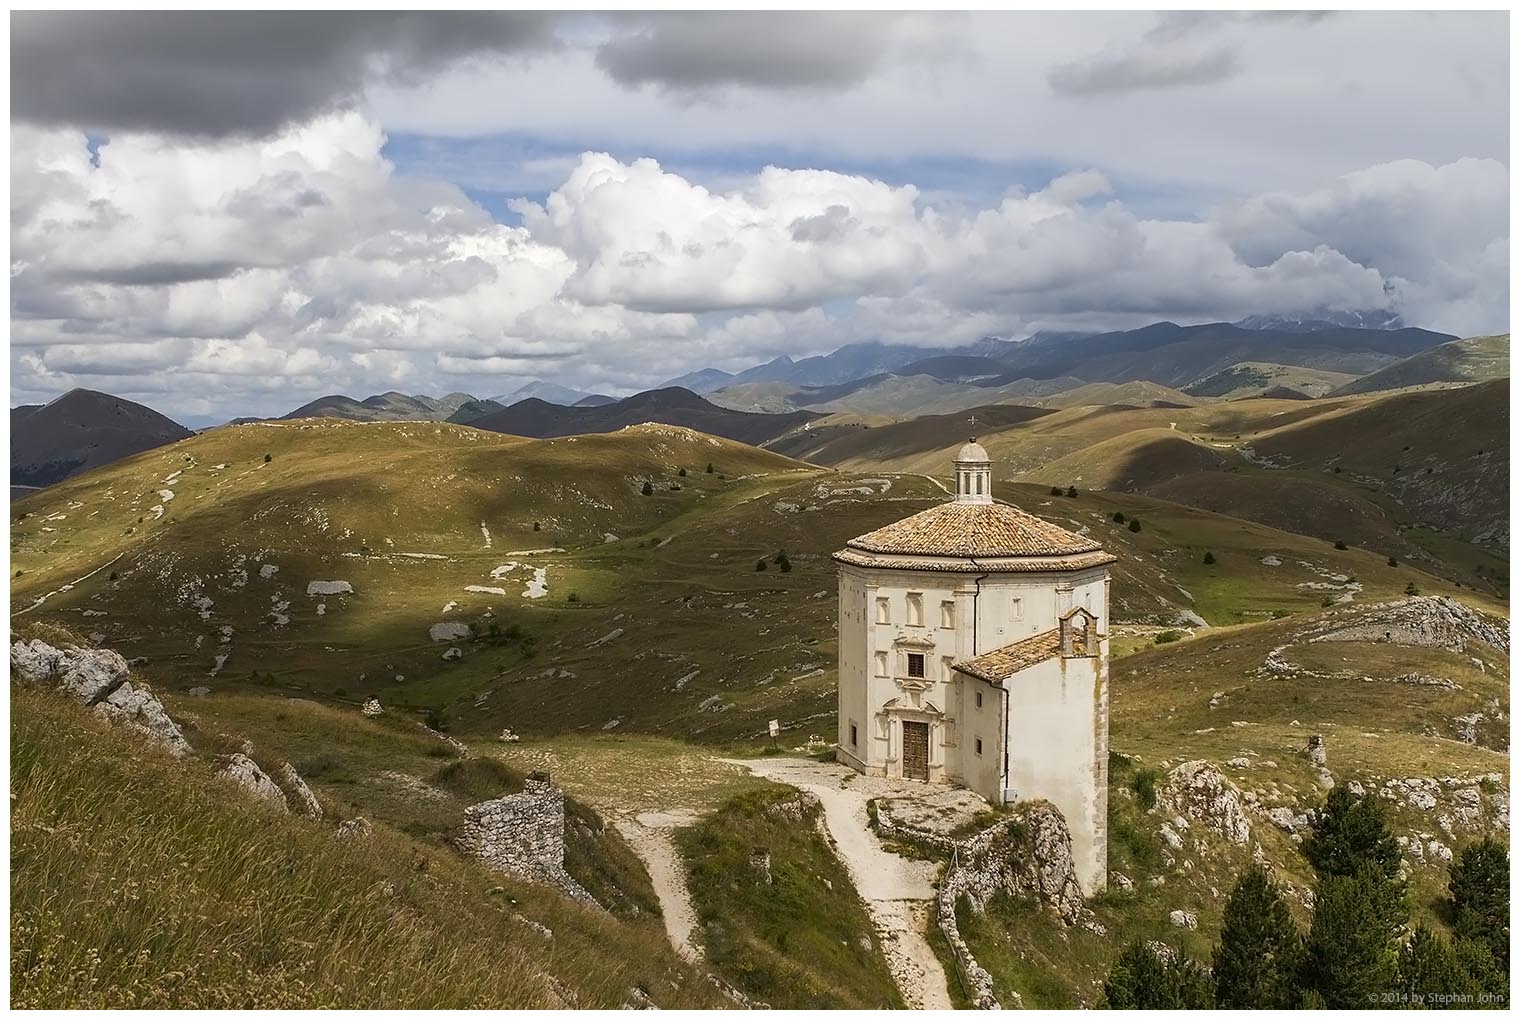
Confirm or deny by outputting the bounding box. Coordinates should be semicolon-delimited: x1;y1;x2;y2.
10;685;725;1009
1332;334;1509;396
676;785;903;1009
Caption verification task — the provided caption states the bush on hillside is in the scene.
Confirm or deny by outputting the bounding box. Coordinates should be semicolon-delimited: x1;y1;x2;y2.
1405;581;1421;596
1128;519;1142;533
1066;486;1078;498
755;559;767;572
641;481;654;496
264;453;272;463
1334;540;1348;550
1050;486;1063;496
678;467;687;476
1388;556;1398;567
706;463;714;473
1112;511;1126;523
1202;551;1216;565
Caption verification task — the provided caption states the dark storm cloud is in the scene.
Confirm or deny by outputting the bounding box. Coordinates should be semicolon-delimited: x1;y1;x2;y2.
1047;45;1238;97
593;12;904;92
1047;10;1331;99
11;11;563;137
56;260;249;287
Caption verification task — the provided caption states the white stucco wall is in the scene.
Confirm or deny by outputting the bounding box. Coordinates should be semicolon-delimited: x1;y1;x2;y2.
1001;646;1109;894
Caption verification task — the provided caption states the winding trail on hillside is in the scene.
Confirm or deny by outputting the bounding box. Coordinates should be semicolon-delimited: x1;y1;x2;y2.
13;553;124;617
726;757;954;1010
614;810;703;963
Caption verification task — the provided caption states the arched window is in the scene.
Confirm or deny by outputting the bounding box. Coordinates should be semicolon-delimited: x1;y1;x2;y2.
975;474;983;495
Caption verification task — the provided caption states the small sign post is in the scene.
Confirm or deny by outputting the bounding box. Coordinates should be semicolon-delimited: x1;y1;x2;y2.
767;718;779;751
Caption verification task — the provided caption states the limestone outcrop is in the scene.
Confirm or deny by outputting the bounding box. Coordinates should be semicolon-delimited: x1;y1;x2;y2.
280;762;323;818
1158;761;1251;844
220;753;288;809
1303;595;1508;654
11;638;190;756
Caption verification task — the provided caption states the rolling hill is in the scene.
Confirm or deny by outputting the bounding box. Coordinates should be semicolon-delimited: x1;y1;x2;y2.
1332;333;1510;395
284;391;479;423
11;389;194;488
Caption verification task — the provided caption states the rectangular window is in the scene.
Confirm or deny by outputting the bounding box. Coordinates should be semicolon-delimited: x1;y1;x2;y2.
874;651;889;677
975;690;983;709
850;723;858;747
940;600;955;629
975;737;984;755
875;597;890;624
1011;597;1023;620
907;652;925;679
906;592;924;627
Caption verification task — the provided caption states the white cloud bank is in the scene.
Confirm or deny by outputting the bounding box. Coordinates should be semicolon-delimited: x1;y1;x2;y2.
11;112;1508;417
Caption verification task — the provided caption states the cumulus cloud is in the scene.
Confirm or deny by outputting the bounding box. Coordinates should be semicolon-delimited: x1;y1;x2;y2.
9;110;1508;418
11;11;563;136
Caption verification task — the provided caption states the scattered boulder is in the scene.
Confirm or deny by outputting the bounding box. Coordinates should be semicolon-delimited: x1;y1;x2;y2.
337;816;374;841
442;647;464;661
188;686;210;697
96;680;193;757
429;621;472;642
361;698;383;717
1168;909;1198;930
498;728;521;743
220;754;288;810
306;580;354;597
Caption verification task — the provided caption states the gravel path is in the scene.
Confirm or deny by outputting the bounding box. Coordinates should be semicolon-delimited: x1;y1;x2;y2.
727;757;954;1010
614;810;703;963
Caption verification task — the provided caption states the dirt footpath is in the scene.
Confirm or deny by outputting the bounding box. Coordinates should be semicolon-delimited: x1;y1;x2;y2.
613;810;704;963
727;756;955;1010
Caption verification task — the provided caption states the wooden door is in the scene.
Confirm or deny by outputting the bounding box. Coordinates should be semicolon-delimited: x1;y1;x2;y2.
902;721;929;781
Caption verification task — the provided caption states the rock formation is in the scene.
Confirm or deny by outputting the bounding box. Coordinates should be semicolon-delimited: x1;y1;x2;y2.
11;638;190;756
1158;761;1252;844
220;753;288;809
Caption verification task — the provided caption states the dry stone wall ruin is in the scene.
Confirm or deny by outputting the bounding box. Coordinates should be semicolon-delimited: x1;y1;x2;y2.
457;771;600;910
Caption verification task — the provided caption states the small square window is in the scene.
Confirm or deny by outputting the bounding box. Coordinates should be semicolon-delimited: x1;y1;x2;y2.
975;691;983;709
907;653;925;678
975;737;983;755
850;724;858;747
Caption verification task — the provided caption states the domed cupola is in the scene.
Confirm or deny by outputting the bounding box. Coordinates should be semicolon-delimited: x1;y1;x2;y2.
954;439;992;504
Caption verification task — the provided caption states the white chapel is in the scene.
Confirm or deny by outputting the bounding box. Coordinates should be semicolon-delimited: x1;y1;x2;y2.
833;439;1115;892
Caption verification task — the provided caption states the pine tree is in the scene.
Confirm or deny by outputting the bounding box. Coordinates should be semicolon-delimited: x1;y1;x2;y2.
678;467;687;477
1304;785;1403;884
706;462;714;473
1112;511;1126;523
1202;551;1216;565
754;559;767;572
1405;580;1421;596
641;480;654;496
1101;941;1213;1009
1128;519;1141;533
1066;485;1078;498
1399;925;1484;1006
1450;837;1509;968
1212;865;1302;1008
1300;867;1401;1008
1050;486;1063;496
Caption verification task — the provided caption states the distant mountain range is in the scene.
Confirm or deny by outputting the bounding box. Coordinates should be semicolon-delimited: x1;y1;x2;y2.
12;389;194;487
11;320;1505;494
467;387;820;446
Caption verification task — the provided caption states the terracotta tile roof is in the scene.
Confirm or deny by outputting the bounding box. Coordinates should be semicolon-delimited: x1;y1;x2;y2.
952;630;1063;683
831;548;1117;573
844;500;1105;559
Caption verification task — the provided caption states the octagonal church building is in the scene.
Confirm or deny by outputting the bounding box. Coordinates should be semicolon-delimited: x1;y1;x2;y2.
833;439;1115;892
